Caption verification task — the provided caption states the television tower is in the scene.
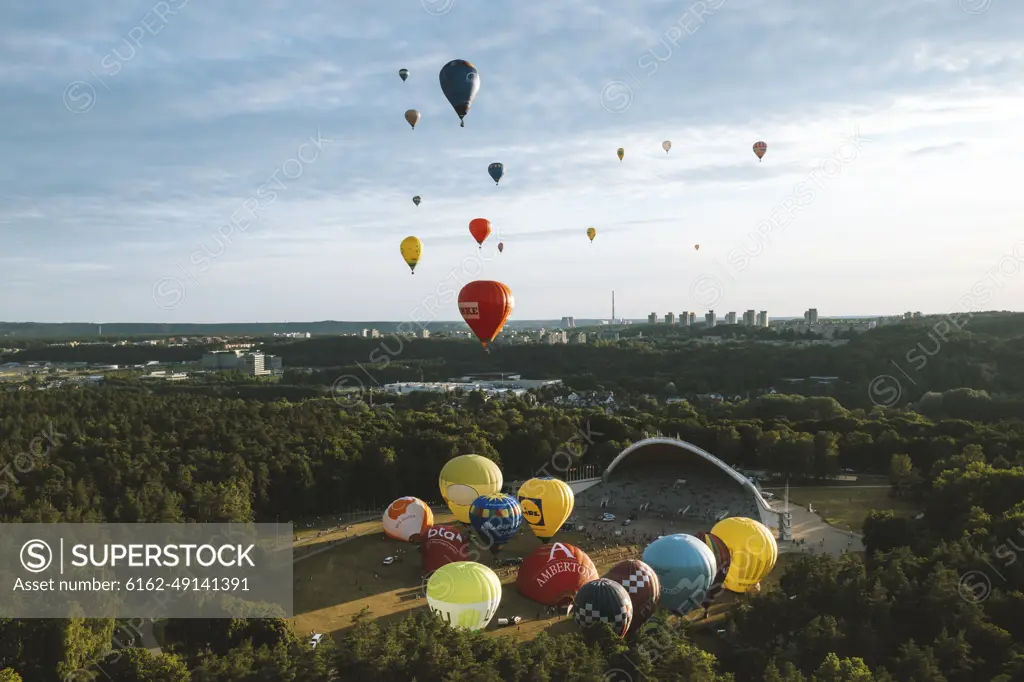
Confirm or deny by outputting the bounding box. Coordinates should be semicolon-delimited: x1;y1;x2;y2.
611;291;615;323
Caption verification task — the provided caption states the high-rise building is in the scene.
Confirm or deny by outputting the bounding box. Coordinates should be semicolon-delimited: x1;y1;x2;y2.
681;312;691;327
689;312;697;326
665;312;675;324
756;311;769;327
705;310;717;327
725;312;737;325
648;312;658;324
743;310;756;326
805;308;819;324
560;317;576;328
239;352;268;376
574;332;587;344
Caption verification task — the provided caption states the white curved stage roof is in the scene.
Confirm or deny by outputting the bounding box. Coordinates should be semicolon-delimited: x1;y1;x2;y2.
602;437;774;523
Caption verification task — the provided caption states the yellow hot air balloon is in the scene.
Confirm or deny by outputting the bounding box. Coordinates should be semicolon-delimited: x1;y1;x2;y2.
711;517;778;593
586;227;596;243
617;148;624;162
426;561;502;631
405;109;421;129
400;236;422;274
517;477;574;542
439;455;503;524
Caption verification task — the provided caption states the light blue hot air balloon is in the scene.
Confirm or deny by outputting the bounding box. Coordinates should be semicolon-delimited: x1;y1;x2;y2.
642;534;716;615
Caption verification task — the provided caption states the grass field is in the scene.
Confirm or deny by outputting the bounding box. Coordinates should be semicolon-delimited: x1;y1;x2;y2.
761;485;918;532
290;510;800;645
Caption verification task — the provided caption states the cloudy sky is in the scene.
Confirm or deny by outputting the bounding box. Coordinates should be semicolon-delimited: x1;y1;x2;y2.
2;0;1022;323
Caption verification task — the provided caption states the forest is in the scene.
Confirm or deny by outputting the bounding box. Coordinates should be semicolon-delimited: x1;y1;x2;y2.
0;320;1022;679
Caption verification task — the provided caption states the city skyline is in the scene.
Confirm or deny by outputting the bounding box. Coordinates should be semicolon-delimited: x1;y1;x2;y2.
2;2;1022;322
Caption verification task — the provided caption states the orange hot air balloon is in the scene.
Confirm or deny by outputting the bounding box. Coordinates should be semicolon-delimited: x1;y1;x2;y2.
753;141;767;161
469;218;491;248
458;281;513;350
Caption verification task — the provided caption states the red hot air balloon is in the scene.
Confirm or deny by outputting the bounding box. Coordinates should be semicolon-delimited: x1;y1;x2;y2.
420;525;470;573
516;541;598;606
604;559;661;634
753;141;767;161
458;281;513;350
469;218;491;248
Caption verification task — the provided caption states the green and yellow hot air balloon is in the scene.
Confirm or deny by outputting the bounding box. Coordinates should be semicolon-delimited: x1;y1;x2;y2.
617;147;624;162
586;227;596;243
400;236;422;274
517;477;574;542
426;561;502;631
439;455;503;524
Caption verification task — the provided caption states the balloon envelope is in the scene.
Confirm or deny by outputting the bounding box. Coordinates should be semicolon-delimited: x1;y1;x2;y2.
497;242;504;253
516;542;598;606
642;534;716;615
399;68;409;81
469;493;523;553
383;496;433;542
573;578;633;638
400;236;422;274
426;561;501;631
458;280;513;348
617;148;624;161
405;109;420;129
412;195;421;206
711;517;778;593
586;227;596;242
753;141;767;159
469;218;491;246
662;140;671;153
439;59;479;126
517;477;574;541
694;244;700;251
604;559;661;632
692;531;731;588
438;455;503;524
421;525;471;573
488;163;504;184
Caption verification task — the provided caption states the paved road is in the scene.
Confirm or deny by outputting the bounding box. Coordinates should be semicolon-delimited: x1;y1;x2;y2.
768;499;864;555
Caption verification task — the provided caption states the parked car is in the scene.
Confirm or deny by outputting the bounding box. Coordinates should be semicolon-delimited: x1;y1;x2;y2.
310;633;324;648
382;556;395;566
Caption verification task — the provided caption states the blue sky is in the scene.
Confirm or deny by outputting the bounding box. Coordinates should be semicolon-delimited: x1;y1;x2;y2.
2;0;1023;323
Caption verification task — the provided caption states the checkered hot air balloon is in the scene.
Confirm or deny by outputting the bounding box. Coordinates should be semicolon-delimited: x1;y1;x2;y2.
573;578;633;638
604;559;660;634
468;493;522;556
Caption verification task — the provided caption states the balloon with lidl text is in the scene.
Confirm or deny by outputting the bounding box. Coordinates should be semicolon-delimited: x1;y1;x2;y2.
517;477;574;542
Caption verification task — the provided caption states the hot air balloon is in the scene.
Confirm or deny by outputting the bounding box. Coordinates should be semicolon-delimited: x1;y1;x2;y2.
694;244;700;251
458;280;513;350
412;195;421;206
438;455;503;524
400;236;422;274
399;68;409;82
617;148;624;162
517;477;574;542
468;218;490;248
586;227;596;243
573;578;633;638
604;559;661;634
405;109;420;129
421;525;471;573
662;140;671;153
516;542;598;606
488;162;504;185
753;141;767;161
497;242;504;253
642;534;716;616
711;517;778;593
439;59;479;127
383;497;434;542
426;561;501;631
692;531;731;585
469;493;522;555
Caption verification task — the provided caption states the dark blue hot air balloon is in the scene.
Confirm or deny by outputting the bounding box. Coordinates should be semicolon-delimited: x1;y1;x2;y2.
488;162;504;185
468;493;522;556
439;59;480;127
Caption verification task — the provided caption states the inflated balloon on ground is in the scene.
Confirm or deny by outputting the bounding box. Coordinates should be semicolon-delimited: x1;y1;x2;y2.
438;454;503;524
382;496;433;542
426;561;501;631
